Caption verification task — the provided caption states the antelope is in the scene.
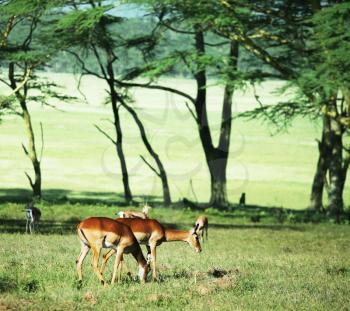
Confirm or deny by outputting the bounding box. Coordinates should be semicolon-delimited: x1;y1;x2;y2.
76;217;150;286
117;203;151;219
25;202;41;234
195;215;208;241
101;218;201;281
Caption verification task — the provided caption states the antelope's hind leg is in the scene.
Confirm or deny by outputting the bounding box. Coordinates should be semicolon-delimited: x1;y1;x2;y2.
76;243;90;284
91;245;105;285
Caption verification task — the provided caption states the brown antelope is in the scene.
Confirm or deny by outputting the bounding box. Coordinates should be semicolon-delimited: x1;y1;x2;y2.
101;218;201;281
76;217;150;286
25;202;41;234
195;215;208;241
117;203;151;219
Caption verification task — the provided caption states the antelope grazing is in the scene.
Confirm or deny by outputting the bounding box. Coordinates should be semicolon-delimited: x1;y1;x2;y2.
76;217;150;286
195;215;208;241
101;218;201;281
117;203;151;219
25;202;41;234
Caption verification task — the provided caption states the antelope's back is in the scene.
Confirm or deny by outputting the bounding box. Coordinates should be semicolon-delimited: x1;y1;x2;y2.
78;217;133;238
116;218;165;236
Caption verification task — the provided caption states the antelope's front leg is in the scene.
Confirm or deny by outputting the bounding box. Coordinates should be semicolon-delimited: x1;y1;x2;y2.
150;243;157;281
101;249;115;275
111;248;124;285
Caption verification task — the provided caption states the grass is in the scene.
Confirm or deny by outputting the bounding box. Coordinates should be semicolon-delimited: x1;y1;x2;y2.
0;203;349;310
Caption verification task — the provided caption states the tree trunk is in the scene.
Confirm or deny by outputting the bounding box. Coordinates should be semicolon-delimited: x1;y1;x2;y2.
192;30;236;209
208;152;229;208
99;45;133;204
110;89;132;203
309;116;332;211
8;62;41;199
20;100;41;198
341;149;350;196
327;116;344;222
118;97;171;206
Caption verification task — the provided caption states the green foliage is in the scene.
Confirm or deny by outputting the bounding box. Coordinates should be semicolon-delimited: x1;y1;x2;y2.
54;4;116;48
312;3;350;93
0;94;17;120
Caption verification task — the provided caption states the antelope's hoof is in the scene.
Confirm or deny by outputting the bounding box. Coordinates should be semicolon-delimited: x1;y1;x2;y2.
76;280;83;290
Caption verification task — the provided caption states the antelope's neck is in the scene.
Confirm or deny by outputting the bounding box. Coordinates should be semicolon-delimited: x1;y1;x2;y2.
165;229;189;242
132;244;147;267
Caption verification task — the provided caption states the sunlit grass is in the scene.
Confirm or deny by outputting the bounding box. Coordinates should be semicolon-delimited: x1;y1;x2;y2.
0;204;349;310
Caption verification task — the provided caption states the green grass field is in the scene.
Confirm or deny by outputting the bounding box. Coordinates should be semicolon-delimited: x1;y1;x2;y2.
1;75;350;310
0;204;349;310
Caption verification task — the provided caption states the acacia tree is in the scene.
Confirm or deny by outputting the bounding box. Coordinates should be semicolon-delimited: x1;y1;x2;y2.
119;0;253;209
53;1;171;205
220;0;349;218
306;2;350;217
0;1;57;198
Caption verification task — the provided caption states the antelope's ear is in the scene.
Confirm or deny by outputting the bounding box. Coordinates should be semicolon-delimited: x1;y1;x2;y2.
192;223;199;234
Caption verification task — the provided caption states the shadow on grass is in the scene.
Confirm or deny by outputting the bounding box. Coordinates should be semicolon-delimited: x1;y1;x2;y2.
0;188;160;206
0;218;304;235
1;188;347;235
0;218;79;234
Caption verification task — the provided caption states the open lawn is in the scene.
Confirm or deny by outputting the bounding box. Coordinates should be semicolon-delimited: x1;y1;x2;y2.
0;204;349;310
1;74;349;209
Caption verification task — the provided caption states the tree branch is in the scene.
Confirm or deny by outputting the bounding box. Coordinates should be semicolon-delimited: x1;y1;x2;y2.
185;101;198;123
91;44;109;81
114;79;196;104
22;143;29;156
159;20;196;34
94;124;116;145
66;50;105;79
140;155;160;177
39;122;44;163
204;40;230;47
24;171;34;188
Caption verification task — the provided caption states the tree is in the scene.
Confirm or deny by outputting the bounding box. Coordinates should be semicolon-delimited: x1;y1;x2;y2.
306;2;350;218
53;1;171;205
119;0;255;208
226;0;350;218
0;1;53;198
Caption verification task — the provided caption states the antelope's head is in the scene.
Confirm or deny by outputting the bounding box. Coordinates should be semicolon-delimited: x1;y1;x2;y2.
142;202;152;215
187;223;202;253
138;261;151;283
116;211;125;218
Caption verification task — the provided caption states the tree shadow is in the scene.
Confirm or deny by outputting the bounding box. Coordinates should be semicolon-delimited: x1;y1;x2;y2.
0;218;79;234
0;188;344;235
0;188;161;206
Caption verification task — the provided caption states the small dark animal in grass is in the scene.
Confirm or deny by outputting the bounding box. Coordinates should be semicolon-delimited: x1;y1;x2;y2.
239;193;246;206
25;202;41;234
195;215;209;241
250;215;261;223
